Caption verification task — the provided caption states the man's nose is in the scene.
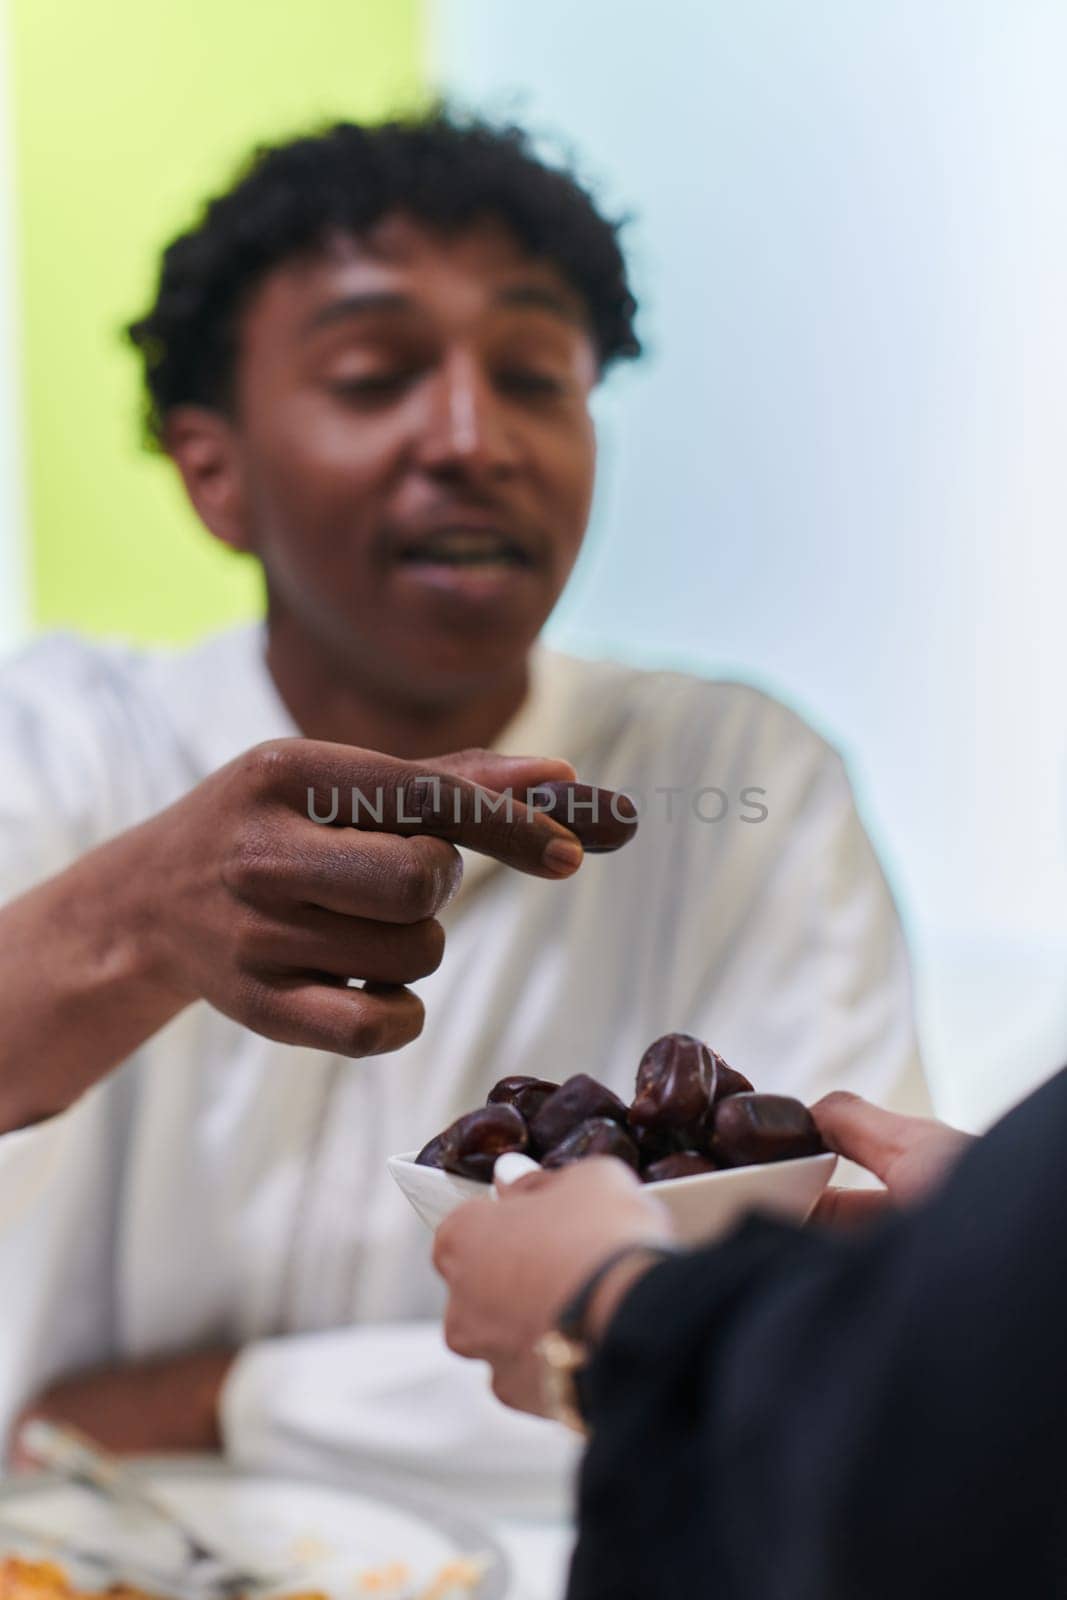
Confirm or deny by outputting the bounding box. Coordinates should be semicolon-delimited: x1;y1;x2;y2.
414;351;519;479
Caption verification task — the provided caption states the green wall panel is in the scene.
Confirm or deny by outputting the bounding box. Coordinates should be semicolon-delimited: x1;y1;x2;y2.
11;0;424;643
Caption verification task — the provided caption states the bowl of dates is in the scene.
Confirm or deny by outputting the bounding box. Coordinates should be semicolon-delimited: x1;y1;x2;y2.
388;1034;837;1245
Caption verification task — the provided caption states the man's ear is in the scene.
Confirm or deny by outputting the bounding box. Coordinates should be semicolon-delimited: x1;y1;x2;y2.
163;406;254;554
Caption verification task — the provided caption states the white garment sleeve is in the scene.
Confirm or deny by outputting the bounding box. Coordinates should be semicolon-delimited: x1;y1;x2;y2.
220;1323;581;1520
0;639;132;1447
0;1115;73;1232
0;1087;124;1452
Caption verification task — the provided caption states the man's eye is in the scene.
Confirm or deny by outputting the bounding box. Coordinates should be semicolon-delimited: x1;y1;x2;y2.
496;368;566;398
330;370;416;400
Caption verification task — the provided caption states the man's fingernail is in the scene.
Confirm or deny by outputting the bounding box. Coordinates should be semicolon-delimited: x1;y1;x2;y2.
542;838;584;875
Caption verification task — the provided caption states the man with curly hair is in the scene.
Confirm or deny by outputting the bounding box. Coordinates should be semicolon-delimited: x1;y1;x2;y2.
0;112;925;1509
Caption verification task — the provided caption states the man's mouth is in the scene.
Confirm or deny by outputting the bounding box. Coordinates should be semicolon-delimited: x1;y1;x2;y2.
393;527;535;569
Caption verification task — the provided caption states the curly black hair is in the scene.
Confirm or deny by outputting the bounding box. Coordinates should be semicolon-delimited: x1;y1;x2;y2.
127;109;641;448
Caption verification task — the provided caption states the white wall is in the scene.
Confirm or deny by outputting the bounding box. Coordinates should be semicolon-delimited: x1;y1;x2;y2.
0;0;26;654
434;0;1067;1126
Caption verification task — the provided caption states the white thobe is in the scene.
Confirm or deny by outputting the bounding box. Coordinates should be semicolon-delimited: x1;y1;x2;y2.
0;626;926;1514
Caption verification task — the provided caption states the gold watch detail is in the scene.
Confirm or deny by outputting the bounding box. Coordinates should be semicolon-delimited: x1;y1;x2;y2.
535;1327;590;1435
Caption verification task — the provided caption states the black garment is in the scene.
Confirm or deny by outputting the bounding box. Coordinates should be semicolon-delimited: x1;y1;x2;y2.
569;1066;1067;1599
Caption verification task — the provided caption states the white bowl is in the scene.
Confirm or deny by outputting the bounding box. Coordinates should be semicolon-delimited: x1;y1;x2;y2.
388;1148;837;1247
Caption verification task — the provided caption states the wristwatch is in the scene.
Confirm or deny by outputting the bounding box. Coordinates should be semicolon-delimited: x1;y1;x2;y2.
534;1242;678;1434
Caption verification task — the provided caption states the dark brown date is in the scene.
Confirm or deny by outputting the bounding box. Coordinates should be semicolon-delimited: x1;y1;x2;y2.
630;1033;717;1133
644;1151;719;1183
529;782;638;853
632;1122;691;1170
487;1075;559;1124
414;1131;449;1169
413;1036;823;1185
529;1073;629;1156
712;1057;755;1101
709;1093;825;1168
542;1117;640;1171
430;1104;528;1181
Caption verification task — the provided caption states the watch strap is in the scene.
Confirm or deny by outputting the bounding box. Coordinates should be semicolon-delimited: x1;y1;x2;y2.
557;1241;679;1344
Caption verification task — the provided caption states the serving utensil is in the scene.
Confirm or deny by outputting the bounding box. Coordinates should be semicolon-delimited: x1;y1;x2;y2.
19;1422;290;1597
0;1510;229;1599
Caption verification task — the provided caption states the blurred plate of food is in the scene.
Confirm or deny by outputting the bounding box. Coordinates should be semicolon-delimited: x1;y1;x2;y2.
0;1458;509;1600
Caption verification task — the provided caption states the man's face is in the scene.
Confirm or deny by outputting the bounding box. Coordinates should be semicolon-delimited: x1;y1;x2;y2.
227;215;598;705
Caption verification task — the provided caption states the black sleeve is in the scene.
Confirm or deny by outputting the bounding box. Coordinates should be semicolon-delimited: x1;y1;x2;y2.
567;1065;1067;1600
